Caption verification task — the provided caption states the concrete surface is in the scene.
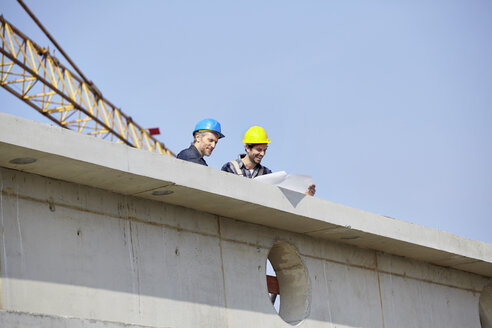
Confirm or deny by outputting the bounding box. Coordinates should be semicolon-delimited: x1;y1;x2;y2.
0;310;153;328
0;113;491;327
0;113;490;278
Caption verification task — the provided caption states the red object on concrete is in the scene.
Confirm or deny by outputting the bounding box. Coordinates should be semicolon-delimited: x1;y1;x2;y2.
266;275;280;294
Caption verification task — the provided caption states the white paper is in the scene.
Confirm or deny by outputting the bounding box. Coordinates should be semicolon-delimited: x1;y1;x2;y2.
253;171;288;185
255;171;313;194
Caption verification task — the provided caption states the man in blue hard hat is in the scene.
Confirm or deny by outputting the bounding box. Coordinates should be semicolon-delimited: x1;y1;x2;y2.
177;118;225;166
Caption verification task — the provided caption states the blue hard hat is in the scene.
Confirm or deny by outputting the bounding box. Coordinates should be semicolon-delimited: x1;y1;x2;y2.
193;118;225;139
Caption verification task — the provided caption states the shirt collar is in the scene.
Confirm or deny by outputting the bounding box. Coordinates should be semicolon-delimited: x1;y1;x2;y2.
237;154;246;169
191;144;203;158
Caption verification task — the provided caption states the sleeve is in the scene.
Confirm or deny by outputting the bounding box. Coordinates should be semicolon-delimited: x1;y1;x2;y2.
221;162;235;173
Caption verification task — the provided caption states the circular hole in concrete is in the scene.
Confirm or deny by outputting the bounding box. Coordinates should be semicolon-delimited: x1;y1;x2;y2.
266;241;310;325
340;235;359;240
151;189;174;196
266;259;280;311
480;285;492;328
9;157;37;164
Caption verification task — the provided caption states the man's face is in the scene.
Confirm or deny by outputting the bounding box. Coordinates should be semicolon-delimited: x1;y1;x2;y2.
195;131;219;157
246;144;268;164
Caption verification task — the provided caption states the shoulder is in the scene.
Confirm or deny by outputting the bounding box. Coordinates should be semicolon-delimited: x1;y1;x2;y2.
177;146;191;158
222;155;244;174
260;165;272;175
177;145;198;160
220;162;231;171
221;161;237;173
177;146;207;166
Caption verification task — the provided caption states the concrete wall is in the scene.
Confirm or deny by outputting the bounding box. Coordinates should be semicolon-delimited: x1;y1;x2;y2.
0;167;490;327
0;113;491;327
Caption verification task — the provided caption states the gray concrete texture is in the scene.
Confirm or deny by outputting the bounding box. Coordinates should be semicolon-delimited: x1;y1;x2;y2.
0;310;154;328
0;113;491;327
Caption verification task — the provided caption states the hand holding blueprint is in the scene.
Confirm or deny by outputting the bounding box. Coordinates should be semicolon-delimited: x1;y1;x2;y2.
254;171;313;194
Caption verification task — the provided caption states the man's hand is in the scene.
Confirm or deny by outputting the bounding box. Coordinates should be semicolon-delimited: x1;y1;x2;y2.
305;184;316;196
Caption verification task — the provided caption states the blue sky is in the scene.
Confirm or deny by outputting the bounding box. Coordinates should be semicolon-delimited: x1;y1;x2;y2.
1;1;491;243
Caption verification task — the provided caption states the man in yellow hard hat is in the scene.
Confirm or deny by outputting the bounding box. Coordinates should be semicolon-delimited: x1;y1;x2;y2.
221;126;316;196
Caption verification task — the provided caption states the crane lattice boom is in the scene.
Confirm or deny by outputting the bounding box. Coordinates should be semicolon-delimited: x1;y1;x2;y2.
0;15;174;156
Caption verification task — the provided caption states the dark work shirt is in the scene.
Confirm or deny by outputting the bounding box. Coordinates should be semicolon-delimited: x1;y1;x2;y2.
221;154;272;178
177;144;207;166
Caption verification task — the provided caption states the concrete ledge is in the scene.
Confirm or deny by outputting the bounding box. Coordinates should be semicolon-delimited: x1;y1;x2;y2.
0;310;155;328
0;112;491;277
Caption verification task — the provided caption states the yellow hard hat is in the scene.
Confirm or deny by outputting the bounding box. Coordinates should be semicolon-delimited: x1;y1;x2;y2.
242;126;271;144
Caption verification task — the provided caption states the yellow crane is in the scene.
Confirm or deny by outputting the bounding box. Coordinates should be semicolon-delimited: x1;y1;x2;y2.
1;1;283;304
0;1;174;156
